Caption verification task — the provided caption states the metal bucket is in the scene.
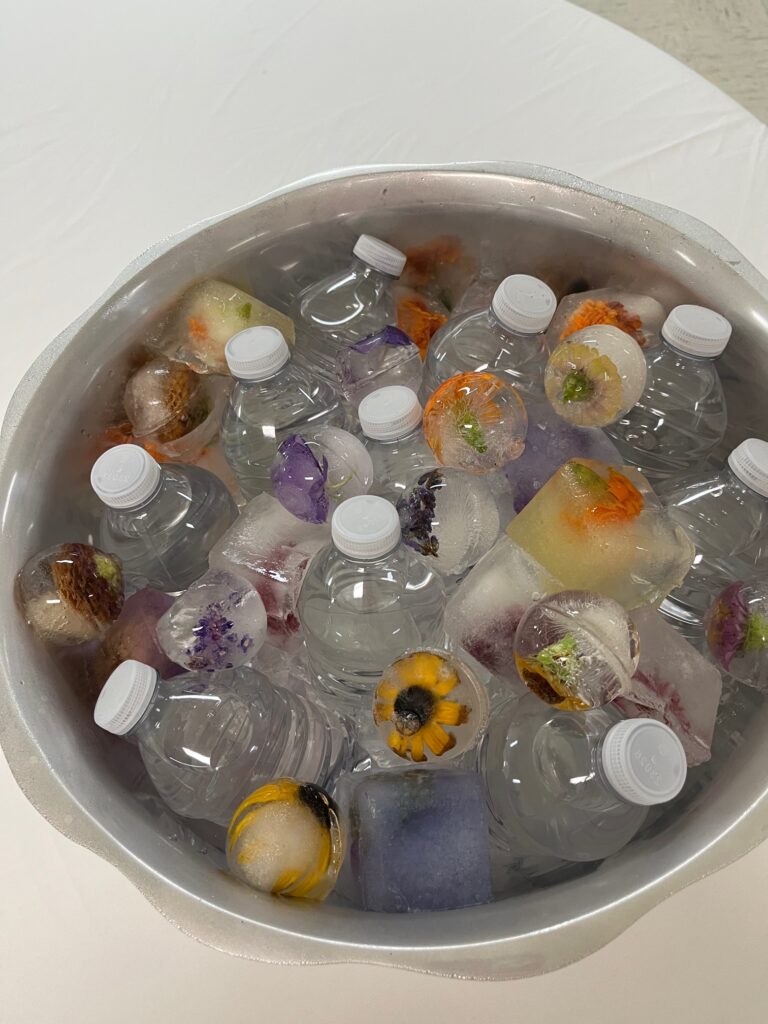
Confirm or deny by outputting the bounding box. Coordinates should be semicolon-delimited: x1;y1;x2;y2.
2;163;767;980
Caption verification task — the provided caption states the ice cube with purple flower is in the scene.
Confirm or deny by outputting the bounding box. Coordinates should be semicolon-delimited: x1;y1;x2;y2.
335;326;423;407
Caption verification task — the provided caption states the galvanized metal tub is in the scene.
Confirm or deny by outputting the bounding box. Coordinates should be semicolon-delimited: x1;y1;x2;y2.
1;163;767;980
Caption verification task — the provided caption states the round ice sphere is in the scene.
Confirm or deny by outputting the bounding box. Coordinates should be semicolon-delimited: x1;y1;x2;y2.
335;326;423;407
513;590;639;710
396;467;500;576
156;569;268;671
270;427;373;524
705;579;768;692
226;779;343;900
17;542;124;646
544;325;648;427
123;355;212;443
373;649;489;763
423;371;527;473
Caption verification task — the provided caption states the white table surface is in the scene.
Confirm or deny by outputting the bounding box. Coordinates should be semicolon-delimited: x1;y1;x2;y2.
3;1;768;1020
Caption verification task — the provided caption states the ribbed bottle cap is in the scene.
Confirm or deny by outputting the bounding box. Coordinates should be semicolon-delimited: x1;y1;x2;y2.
352;234;407;278
358;386;423;440
491;274;557;334
225;326;290;380
661;304;732;357
94;660;158;735
331;495;402;559
91;444;162;509
601;719;687;806
728;438;768;497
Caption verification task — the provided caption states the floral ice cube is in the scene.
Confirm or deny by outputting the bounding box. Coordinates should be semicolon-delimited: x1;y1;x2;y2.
92;588;184;687
335;326;423;407
547;288;665;350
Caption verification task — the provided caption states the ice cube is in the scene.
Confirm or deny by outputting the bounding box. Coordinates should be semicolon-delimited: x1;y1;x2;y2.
547;288;665;350
209;493;329;647
348;768;493;912
335;327;423;407
93;587;184;686
614;605;723;766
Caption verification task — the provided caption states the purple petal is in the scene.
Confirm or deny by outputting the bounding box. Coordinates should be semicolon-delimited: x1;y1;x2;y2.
706;581;749;670
349;326;414;354
270;434;330;524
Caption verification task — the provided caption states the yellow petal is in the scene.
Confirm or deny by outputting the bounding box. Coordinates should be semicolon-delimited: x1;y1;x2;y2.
422;722;457;757
434;700;470;726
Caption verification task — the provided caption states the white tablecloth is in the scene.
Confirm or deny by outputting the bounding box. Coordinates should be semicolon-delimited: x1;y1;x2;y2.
3;1;768;1020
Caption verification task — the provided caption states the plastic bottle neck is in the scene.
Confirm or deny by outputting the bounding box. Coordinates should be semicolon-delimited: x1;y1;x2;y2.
533;715;631;812
661;337;716;363
351;257;396;283
126;677;162;737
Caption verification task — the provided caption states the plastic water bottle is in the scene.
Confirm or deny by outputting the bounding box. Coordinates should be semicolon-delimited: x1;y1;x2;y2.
358;386;434;497
479;693;686;865
220;326;345;499
421;274;557;400
294;234;407;383
94;660;356;826
605;305;731;480
90;444;237;592
660;438;768;636
297;494;446;715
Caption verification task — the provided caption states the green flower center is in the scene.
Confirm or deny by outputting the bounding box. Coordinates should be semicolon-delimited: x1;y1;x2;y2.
744;613;768;653
533;633;580;684
561;370;594;403
238;302;253;321
453;403;488;453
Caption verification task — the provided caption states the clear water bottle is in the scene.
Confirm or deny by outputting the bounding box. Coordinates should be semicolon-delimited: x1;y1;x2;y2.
661;438;768;636
220;326;345;499
90;444;237;592
605;305;731;480
294;234;407;383
358;386;434;497
297;494;446;715
421;274;557;400
94;660;355;826
479;693;686;865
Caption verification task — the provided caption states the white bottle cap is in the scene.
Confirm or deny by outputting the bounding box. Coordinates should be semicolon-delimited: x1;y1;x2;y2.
91;444;162;509
331;494;402;559
358;385;423;440
728;438;768;497
661;304;732;357
602;719;687;806
225;326;290;381
352;234;407;278
491;274;557;334
94;660;159;735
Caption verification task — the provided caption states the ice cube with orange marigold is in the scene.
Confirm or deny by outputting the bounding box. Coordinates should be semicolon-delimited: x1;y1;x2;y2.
505;458;695;609
547;288;665;350
423;371;527;474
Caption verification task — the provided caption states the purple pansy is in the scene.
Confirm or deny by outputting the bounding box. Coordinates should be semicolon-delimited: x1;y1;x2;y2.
270;434;330;524
349;326;413;354
705;581;749;670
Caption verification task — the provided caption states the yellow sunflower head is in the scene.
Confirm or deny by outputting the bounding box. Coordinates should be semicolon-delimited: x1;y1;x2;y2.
373;649;489;762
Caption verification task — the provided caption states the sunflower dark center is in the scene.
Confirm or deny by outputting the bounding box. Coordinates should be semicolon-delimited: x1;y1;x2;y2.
392;685;436;736
298;783;335;828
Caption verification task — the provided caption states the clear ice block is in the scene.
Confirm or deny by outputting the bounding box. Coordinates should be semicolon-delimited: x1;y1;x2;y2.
17;542;124;646
705;579;768;692
208;493;330;647
94;587;183;685
444;537;562;679
614;605;722;765
513;590;640;710
545;325;648;427
506;459;695;609
396;467;500;576
423;371;527;474
348;768;493;912
156;569;268;671
335;326;423;407
226;779;343;901
547;288;665;350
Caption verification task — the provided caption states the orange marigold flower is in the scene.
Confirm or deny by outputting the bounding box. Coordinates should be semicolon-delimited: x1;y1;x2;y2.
403;235;463;288
561;299;644;346
397;296;447;358
565;461;644;530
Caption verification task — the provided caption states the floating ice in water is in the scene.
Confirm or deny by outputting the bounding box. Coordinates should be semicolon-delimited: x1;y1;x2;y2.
615;605;723;765
94;588;183;686
513;590;640;711
165;279;295;376
505;399;623;513
17;543;124;646
394;288;449;358
547;288;665;350
335;326;423;407
705;579;768;693
506;459;695;609
444;537;562;680
270;427;373;524
348;768;493;912
423;371;527;474
226;779;343;901
209;493;329;647
396;467;500;576
544;325;648;427
156;569;268;672
372;649;489;763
